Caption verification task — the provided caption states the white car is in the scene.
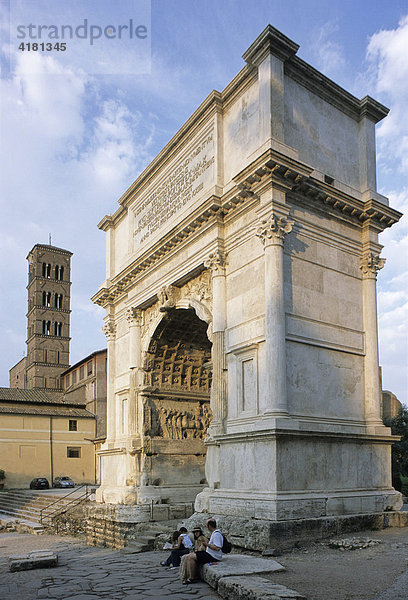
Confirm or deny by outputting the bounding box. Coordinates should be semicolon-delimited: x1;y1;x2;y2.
53;476;75;488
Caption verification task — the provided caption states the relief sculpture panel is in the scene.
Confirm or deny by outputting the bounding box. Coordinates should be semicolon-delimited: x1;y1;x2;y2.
143;397;211;441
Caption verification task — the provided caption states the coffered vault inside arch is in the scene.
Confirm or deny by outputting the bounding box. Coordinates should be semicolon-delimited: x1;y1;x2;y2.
145;308;212;396
140;308;213;499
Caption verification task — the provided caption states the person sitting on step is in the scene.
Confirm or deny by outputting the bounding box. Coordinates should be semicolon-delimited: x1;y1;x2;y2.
179;527;208;584
160;527;193;567
184;518;223;583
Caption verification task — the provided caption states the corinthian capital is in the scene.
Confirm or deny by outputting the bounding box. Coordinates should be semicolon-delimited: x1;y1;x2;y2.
102;320;116;341
256;215;293;246
360;252;386;278
126;307;143;326
204;250;227;275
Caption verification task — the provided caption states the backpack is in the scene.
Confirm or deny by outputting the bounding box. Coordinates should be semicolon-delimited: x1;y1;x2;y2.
221;534;232;553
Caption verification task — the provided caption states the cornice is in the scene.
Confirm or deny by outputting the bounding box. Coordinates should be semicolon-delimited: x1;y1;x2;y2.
241;25;388;124
26;334;71;344
27;277;72;289
242;24;299;65
92;150;402;309
28;361;70;369
27;245;73;259
26;306;71;318
232;147;401;230
212;428;398;444
98;215;115;231
285;57;389;123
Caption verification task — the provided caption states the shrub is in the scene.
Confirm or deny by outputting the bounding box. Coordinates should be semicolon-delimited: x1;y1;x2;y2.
384;407;408;491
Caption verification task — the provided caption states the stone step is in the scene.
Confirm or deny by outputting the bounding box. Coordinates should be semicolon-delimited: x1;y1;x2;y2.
119;543;149;554
137;534;156;543
0;513;45;535
0;493;71;505
0;491;83;525
119;519;183;555
0;506;42;520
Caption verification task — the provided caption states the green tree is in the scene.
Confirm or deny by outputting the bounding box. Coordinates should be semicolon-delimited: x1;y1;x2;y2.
384;406;408;492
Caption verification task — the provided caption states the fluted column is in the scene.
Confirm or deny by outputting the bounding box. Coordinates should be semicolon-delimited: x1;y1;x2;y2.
126;307;143;437
256;214;293;415
127;307;143;370
204;250;227;436
103;319;117;441
360;251;386;425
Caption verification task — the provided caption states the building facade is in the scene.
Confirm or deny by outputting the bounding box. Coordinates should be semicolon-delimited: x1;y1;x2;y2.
382;391;402;421
92;26;403;522
61;349;107;439
9;357;27;389
0;388;96;488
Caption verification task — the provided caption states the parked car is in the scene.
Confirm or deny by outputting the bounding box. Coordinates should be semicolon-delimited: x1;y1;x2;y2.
29;477;49;489
53;476;75;488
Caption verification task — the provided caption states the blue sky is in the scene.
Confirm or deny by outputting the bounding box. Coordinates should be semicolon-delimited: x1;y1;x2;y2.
0;0;407;403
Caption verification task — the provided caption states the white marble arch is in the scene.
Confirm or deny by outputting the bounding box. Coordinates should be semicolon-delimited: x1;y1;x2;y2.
94;25;403;518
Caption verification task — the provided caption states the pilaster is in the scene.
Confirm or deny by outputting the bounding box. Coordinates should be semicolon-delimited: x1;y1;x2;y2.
126;307;143;370
103;318;117;442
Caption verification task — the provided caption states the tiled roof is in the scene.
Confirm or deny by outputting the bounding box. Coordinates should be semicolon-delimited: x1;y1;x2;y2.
0;387;82;406
0;403;95;418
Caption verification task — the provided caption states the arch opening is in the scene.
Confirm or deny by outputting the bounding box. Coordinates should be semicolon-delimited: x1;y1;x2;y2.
140;308;212;503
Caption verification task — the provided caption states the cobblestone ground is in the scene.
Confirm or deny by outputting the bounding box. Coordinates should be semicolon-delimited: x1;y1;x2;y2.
0;533;221;600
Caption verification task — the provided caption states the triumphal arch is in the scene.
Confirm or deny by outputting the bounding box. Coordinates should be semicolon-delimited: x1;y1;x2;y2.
92;26;402;534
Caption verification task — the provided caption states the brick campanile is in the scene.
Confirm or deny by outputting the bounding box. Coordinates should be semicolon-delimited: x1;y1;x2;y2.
25;244;72;389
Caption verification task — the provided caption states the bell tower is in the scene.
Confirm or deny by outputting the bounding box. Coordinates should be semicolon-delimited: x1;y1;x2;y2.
25;244;72;389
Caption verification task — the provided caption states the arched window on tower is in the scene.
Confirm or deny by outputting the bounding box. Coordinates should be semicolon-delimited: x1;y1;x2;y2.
55;265;64;280
42;320;51;335
42;291;51;307
42;263;51;278
54;293;63;308
54;322;62;337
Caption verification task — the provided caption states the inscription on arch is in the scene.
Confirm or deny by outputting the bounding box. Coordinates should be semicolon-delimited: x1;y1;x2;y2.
133;130;215;247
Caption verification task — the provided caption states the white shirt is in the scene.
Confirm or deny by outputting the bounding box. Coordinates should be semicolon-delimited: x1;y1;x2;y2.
206;529;223;561
181;533;193;549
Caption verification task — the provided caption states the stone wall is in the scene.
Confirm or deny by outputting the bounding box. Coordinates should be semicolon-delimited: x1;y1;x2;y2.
84;502;194;548
183;511;408;553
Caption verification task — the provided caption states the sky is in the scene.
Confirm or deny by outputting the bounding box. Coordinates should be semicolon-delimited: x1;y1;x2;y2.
0;0;407;404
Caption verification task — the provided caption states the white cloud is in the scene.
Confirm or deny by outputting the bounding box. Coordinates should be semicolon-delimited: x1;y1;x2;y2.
367;16;408;172
366;17;408;403
0;48;156;385
377;189;408;402
310;21;346;79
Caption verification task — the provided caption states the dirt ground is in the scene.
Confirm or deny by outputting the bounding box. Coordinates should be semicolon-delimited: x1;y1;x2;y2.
262;526;408;600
